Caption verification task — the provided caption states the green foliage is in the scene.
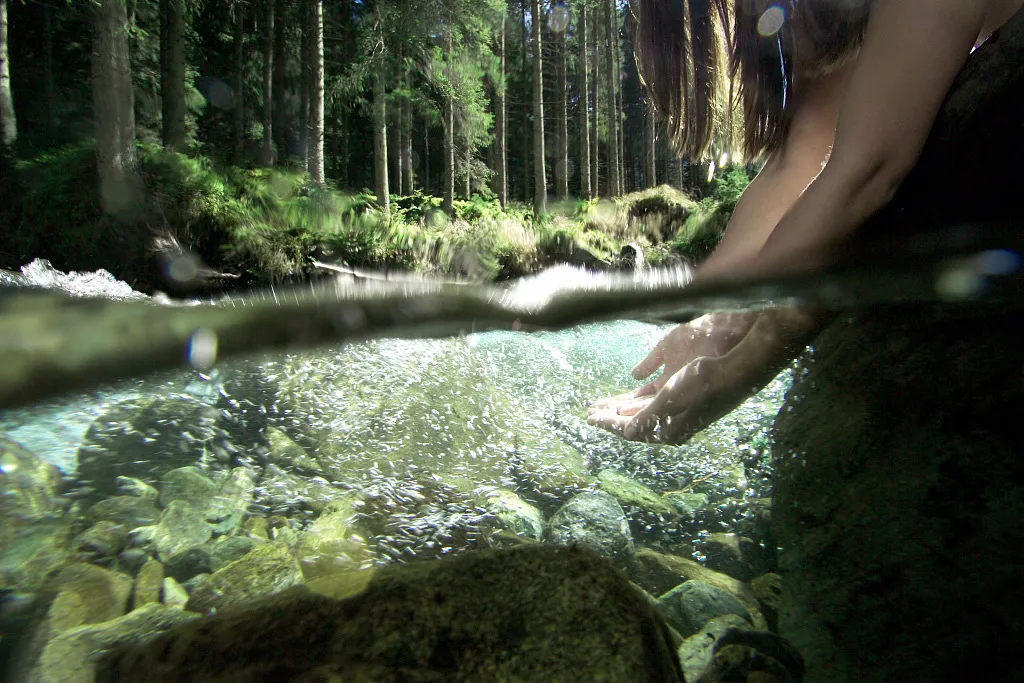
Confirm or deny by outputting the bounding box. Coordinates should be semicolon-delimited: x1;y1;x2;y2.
709;165;752;213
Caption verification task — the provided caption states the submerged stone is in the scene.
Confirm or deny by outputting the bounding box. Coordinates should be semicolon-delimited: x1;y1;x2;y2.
8;563;133;682
161;577;189;609
546;490;634;565
209;535;259;571
185;542;303;615
294;498;371;580
629;548;765;630
98;546;683;682
87;495;160;528
476;488;545;540
132;559;164;610
676;614;804;683
0;438;72;593
657;580;751;638
134;500;213;561
598;469;677;518
75;396;223;499
164;547;214;583
72;521;129;562
23;603;200;683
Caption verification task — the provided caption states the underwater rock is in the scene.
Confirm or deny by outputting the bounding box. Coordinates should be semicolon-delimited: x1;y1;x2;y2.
75;396;225;499
294;498;371;580
0;437;62;525
205;467;255;535
697;533;763;582
256;463;349;515
657;580;752;638
87;495;160;528
265;426;325;475
546;490;634;565
476;488;545;541
21;602;201;683
164;547;214;583
663;492;710;519
242;515;270;540
132;558;164;610
677;614;804;683
161;577;189;609
72;520;129;562
751;573;782;633
209;535;259;571
98;546;683;682
185;543;304;615
597;469;677;518
8;563;133;682
773;305;1024;681
158;466;218;511
0;438;72;594
629;548;765;630
134;500;213;561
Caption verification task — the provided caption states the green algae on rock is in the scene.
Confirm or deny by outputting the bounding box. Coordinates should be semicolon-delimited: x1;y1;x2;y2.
98;545;683;682
185;542;304;615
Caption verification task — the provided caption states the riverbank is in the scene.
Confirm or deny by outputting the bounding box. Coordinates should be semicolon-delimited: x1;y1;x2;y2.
0;142;746;295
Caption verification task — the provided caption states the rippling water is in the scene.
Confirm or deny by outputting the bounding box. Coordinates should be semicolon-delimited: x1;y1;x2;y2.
0;260;789;573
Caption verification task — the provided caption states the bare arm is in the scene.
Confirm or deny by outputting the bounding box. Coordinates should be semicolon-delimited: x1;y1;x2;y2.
698;63;853;278
749;0;989;276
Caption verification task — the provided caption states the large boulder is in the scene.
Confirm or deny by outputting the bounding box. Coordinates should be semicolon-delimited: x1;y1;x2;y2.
98;546;683;682
772;305;1024;682
0;439;72;594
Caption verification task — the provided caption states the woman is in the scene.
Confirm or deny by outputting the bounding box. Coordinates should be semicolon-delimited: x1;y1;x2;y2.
589;0;1024;443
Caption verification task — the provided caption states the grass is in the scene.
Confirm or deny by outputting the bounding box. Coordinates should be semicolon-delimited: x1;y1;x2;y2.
0;142;748;291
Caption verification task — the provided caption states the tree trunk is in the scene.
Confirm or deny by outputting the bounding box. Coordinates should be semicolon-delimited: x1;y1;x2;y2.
299;0;310;167
308;0;324;185
443;95;454;214
271;0;285;160
402;62;414;194
591;4;600;197
373;72;389;216
262;0;274;165
160;0;187;151
519;0;530;203
43;1;56;133
604;0;619;197
495;13;507;208
554;1;568;200
645;104;656;188
464;142;471;199
530;0;546;216
578;1;591;200
233;0;245;157
92;0;140;216
0;0;14;152
424;114;431;195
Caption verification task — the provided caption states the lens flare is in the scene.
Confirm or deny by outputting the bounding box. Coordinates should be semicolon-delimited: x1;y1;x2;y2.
757;6;786;37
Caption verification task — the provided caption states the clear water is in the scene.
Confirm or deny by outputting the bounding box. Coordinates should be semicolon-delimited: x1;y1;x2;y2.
0;261;788;568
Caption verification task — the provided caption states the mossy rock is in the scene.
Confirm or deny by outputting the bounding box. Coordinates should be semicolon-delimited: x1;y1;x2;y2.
99;546;683;682
185;543;304;615
598;469;677;518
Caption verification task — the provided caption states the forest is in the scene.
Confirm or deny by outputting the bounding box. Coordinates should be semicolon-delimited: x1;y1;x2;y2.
0;0;750;293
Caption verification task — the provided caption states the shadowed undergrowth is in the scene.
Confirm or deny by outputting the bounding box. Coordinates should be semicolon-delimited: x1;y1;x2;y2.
0;142;746;291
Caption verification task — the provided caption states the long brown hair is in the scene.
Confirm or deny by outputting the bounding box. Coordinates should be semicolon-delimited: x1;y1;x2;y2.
632;0;869;160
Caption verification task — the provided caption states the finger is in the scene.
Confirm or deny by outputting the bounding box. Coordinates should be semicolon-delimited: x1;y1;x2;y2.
588;390;641;411
622;386;680;441
586;408;636;435
612;396;655;417
631;343;664;381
